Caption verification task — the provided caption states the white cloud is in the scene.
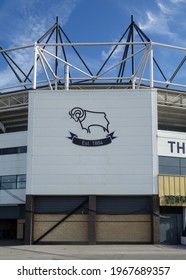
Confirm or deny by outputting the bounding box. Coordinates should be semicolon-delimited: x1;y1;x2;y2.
59;0;80;27
169;0;186;3
139;10;175;37
11;0;80;46
102;44;124;60
157;2;174;14
137;0;186;38
0;68;17;90
0;0;80;88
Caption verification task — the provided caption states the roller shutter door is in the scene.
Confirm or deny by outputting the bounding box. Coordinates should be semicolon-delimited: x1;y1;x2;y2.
96;196;152;243
33;196;89;243
34;196;88;214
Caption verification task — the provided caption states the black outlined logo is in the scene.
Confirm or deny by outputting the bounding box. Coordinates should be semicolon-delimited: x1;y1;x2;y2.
69;107;109;133
68;107;116;147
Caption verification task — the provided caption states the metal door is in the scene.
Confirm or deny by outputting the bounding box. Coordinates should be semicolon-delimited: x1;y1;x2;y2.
160;213;182;244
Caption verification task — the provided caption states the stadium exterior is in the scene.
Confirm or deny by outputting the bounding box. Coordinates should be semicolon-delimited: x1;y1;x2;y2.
0;17;186;244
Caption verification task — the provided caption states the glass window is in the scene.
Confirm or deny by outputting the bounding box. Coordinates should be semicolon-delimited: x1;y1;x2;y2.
0;146;27;155
159;156;179;167
181;158;186;168
0;175;26;189
17;146;27;154
159;156;186;175
159;156;181;175
159;166;180;175
181;168;186;175
1;175;16;189
17;175;26;189
1;147;17;155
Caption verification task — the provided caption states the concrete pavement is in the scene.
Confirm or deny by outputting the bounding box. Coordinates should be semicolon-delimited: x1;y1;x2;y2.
0;242;186;259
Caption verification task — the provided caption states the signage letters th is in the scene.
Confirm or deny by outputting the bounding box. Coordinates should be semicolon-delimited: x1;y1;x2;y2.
168;141;185;154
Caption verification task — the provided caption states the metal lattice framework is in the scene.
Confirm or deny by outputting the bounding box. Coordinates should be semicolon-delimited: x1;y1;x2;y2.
1;16;186;92
1;17;186;133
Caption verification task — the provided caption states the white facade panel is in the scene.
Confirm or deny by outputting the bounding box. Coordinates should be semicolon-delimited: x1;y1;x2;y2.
0;189;25;205
0;132;27;176
0;131;27;148
27;89;158;195
158;130;186;157
0;154;27;176
0;131;27;204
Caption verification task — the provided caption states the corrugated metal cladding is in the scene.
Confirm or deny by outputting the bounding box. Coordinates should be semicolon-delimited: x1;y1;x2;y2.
159;175;186;206
96;196;152;214
34;196;88;214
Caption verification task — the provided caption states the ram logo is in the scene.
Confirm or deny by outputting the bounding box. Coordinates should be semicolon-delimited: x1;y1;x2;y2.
69;107;110;133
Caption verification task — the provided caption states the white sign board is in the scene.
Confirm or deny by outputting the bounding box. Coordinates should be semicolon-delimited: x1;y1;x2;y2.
26;89;158;195
158;130;186;158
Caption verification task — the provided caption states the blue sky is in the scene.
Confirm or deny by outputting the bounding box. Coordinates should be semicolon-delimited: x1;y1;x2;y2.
0;0;186;45
1;0;186;89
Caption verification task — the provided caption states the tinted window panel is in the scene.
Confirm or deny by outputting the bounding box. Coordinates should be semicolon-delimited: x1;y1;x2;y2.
17;146;27;153
159;166;180;175
181;168;186;175
0;146;27;155
0;175;26;189
159;156;179;167
181;158;186;168
1;148;17;155
1;175;16;183
1;182;16;189
17;175;26;189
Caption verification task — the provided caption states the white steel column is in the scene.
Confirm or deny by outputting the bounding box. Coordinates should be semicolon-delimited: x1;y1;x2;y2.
149;42;154;88
64;64;69;90
33;42;38;90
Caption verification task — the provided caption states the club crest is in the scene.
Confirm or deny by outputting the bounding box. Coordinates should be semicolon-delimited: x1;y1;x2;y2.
68;107;116;147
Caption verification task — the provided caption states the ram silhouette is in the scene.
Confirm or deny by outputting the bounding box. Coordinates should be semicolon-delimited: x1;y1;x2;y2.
69;107;110;133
